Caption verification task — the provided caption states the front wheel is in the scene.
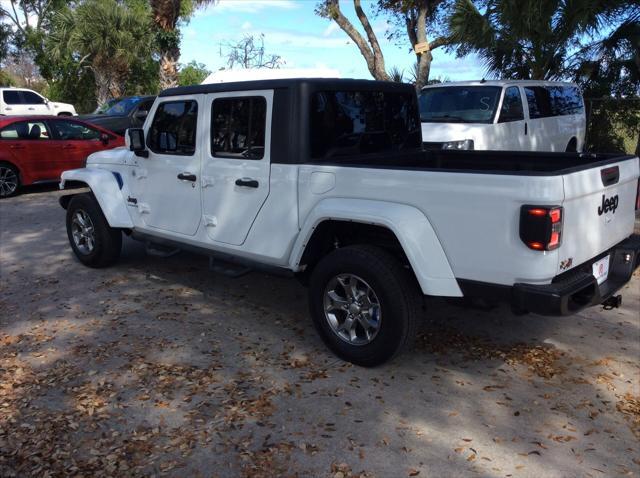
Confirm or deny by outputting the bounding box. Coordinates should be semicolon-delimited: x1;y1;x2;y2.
66;193;122;268
308;245;421;367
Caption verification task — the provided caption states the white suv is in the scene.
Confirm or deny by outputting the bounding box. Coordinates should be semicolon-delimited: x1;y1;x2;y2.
0;87;77;116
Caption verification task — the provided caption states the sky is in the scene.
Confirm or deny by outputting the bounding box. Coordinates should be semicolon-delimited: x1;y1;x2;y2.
180;0;485;82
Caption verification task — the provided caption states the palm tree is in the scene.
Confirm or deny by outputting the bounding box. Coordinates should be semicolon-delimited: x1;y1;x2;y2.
150;0;217;90
49;0;153;105
447;0;636;79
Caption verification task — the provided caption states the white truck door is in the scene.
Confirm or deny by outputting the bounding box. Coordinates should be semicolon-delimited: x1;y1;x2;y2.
134;95;202;236
21;90;50;115
200;90;272;246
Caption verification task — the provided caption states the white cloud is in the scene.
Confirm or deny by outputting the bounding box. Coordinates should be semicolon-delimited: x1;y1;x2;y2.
241;21;252;30
211;27;352;49
207;0;300;14
322;22;339;37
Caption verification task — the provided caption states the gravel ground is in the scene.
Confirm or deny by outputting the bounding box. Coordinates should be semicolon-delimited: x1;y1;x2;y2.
1;185;639;478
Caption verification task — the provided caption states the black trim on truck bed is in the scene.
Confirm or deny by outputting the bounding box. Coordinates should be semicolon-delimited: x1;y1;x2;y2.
458;234;640;316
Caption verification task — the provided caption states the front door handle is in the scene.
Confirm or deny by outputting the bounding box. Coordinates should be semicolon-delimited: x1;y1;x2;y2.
28;107;35;111
62;144;76;150
235;178;259;188
524;122;528;135
177;172;197;182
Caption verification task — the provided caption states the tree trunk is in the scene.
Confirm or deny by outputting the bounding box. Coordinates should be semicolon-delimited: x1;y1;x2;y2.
93;70;111;107
159;46;180;90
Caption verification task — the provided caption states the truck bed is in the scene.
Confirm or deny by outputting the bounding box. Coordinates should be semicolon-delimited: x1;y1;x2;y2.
314;150;636;176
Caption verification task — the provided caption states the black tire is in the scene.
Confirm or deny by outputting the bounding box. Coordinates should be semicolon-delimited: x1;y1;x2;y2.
66;193;122;268
308;245;421;367
0;162;20;198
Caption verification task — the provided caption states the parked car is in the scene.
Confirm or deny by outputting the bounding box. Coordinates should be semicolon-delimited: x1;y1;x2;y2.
91;98;119;115
79;96;156;135
0;116;124;198
419;80;586;152
59;78;639;366
0;87;77;116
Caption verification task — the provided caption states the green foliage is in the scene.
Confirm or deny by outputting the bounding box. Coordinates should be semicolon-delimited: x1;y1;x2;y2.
178;60;210;86
447;0;636;80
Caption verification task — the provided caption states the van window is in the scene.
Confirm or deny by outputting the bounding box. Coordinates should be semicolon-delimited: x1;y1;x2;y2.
498;87;524;122
548;86;584;116
310;90;420;160
211;97;266;160
524;87;553;119
3;91;22;105
147;100;198;155
419;86;501;124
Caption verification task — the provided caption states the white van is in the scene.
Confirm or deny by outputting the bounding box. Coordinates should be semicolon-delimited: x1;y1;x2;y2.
419;80;586;152
0;87;77;116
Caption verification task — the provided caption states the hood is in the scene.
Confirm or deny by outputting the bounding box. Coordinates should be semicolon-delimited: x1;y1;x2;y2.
421;122;493;148
87;146;130;166
49;101;76;114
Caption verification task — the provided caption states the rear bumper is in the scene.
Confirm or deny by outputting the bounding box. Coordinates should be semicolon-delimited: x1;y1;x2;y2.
459;234;640;316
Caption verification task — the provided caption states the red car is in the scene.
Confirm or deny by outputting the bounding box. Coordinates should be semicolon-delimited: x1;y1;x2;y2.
0;115;124;198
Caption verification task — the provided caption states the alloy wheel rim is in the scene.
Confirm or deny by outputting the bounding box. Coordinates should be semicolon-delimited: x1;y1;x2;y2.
0;167;18;197
323;273;382;346
71;209;96;255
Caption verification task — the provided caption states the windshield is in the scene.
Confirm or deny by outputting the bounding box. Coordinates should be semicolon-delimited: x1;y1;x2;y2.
418;86;501;123
103;97;143;116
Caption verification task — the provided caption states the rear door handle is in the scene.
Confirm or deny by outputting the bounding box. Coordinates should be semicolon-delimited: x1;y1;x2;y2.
177;172;197;182
62;144;76;150
28;107;35;111
235;178;259;188
9;144;24;150
524;122;528;135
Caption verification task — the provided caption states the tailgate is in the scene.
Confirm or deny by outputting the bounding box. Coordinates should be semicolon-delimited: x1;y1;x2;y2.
560;156;639;274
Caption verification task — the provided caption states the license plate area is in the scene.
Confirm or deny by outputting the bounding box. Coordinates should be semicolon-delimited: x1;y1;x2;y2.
592;255;610;285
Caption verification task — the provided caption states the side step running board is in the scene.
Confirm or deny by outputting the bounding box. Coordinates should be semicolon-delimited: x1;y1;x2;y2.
146;241;181;258
209;257;252;278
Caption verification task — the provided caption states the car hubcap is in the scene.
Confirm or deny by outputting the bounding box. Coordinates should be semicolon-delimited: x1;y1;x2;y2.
323;273;382;346
0;167;18;197
71;209;96;255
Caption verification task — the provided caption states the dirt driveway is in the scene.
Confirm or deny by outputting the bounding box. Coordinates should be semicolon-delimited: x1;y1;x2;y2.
1;186;639;478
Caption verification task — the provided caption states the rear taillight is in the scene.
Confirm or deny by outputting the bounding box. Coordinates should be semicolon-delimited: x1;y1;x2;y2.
520;205;563;251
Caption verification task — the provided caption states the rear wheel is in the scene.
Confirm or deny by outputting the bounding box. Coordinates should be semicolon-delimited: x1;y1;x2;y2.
66;193;122;267
0;163;19;198
308;245;421;367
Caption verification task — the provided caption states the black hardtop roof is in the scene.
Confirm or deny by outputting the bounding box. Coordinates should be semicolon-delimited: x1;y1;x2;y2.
159;78;416;97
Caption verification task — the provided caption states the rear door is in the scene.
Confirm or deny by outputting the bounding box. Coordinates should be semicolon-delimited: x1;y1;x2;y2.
200;90;272;245
2;90;26;115
48;119;107;171
0;119;58;181
559;157;639;274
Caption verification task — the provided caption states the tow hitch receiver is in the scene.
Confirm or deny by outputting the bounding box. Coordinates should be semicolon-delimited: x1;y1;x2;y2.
602;295;622;310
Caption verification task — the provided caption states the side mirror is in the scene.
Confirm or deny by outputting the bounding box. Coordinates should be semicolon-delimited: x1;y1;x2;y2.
126;128;148;157
134;110;148;120
100;132;110;145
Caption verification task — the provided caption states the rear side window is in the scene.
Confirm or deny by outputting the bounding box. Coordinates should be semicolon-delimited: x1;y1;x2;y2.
147;100;198;155
22;91;45;105
211;97;266;160
3;91;22;105
524;87;553;119
310;90;420;160
0;121;49;140
51;120;101;140
498;87;524;122
548;86;584;116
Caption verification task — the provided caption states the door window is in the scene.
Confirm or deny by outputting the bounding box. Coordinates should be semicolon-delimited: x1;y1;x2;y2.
21;91;46;105
3;91;22;105
147;100;198;155
211;97;266;160
50;120;101;140
498;87;524;122
524;87;553;119
0;121;49;140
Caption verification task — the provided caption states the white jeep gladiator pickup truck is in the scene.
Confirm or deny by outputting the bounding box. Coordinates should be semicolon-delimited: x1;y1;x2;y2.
59;79;640;366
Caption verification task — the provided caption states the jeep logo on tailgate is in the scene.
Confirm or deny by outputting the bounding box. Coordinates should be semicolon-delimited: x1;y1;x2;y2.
598;194;618;215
